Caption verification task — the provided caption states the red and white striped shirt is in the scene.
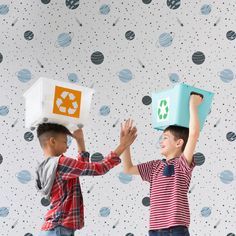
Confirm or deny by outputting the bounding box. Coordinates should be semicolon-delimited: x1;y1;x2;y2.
137;153;195;230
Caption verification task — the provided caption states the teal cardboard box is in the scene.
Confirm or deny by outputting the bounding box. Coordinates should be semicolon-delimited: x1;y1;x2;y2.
152;83;214;131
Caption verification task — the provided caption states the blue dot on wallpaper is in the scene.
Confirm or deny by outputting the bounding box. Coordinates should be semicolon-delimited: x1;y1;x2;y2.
118;69;133;83
99;105;110;116
118;172;133;184
158;32;174;47
0;207;9;217
200;4;212;15
0;106;9;116
99;207;110;217
56;32;73;48
17;69;32;83
218;170;234;184
16;170;33;184
218;69;235;83
201;207;212;217
99;4;110;15
169;73;180;83
0;4;9;15
67;73;79;83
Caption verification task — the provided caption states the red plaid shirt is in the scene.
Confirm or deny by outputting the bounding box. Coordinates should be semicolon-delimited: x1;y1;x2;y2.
41;151;121;231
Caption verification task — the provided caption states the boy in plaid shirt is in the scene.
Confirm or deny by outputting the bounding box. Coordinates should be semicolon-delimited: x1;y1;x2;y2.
35;122;137;236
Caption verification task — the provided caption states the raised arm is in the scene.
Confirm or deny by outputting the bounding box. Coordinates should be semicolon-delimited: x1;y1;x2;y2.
58;125;137;179
121;119;139;175
72;128;89;162
183;94;203;166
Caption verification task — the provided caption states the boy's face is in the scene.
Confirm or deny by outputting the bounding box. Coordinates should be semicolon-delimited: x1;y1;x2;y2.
49;133;68;156
159;131;183;156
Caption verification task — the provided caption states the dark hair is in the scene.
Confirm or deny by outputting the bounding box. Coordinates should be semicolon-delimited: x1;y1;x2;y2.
163;125;189;152
36;123;73;148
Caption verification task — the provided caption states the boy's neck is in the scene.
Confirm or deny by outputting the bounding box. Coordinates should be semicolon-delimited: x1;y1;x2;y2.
164;152;182;161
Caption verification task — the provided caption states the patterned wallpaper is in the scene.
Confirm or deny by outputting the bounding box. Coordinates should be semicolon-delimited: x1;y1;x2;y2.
0;0;236;236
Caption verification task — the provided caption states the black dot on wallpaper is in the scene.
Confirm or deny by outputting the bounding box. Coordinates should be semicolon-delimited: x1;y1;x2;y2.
227;233;235;236
125;233;134;236
142;196;150;206
41;0;51;4
24;131;34;142
41;197;50;207
0;154;3;164
142;0;152;4
193;152;205;166
24;30;34;41
192;51;205;65
91;152;104;162
65;0;80;10
0;52;3;63
24;233;33;236
166;0;181;10
125;30;135;40
226;30;236;40
226;132;236;142
91;51;104;65
142;95;152;105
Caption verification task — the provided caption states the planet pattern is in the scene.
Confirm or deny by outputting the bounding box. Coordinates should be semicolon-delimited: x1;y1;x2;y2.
0;1;235;236
17;69;32;83
218;69;235;83
91;51;104;65
56;32;73;48
99;4;110;15
0;5;9;15
118;69;133;83
99;105;110;116
158;32;174;47
192;51;205;65
118;172;133;184
201;4;211;15
16;170;33;184
67;73;79;83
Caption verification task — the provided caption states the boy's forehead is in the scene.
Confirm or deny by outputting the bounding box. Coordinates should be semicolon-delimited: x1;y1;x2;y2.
163;131;171;136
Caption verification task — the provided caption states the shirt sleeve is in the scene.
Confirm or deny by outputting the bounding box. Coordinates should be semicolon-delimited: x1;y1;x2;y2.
137;160;159;183
77;152;89;162
57;151;121;180
178;152;196;174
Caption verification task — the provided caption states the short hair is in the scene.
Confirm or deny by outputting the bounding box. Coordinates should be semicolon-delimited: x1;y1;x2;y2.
163;125;189;152
36;123;73;148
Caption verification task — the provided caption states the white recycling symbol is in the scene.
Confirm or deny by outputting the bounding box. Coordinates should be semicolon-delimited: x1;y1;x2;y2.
56;91;78;115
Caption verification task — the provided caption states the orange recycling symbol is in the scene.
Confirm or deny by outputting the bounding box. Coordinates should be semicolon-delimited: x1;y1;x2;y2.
53;86;82;118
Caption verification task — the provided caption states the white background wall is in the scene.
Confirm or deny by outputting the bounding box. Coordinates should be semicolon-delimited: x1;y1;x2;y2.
0;1;236;236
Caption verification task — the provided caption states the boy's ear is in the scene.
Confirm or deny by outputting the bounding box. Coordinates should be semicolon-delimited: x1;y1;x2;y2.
176;139;184;148
49;137;56;145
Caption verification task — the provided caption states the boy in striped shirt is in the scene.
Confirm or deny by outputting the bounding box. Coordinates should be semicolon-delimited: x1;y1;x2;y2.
35;122;137;236
121;94;203;236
